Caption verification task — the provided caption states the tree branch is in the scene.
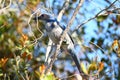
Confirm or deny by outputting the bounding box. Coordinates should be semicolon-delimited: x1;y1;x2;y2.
57;0;70;21
0;0;12;14
73;0;118;33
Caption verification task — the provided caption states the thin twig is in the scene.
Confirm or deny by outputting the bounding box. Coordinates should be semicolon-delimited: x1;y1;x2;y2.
27;8;44;46
73;0;118;33
0;0;12;14
36;13;44;39
1;0;5;8
89;41;112;66
89;41;106;54
89;0;103;10
19;73;26;80
57;0;70;21
60;74;82;80
82;44;99;57
16;0;22;11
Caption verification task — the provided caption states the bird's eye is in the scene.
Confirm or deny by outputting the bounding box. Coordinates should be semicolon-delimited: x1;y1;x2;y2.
41;14;44;17
40;14;50;19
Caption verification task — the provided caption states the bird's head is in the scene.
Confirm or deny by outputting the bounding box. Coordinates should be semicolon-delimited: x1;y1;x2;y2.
33;14;56;22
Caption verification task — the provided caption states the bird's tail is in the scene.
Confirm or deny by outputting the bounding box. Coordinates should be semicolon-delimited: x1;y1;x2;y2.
68;49;83;74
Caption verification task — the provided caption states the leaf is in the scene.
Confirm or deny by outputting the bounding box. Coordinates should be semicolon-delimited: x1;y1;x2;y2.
21;52;27;59
39;64;46;74
0;73;3;77
80;62;88;75
27;54;32;60
0;57;8;68
88;62;98;74
112;40;120;57
72;0;77;2
41;72;56;80
112;40;119;51
35;70;41;78
19;33;28;47
98;62;104;72
97;15;108;22
117;47;120;57
21;33;28;41
18;0;24;3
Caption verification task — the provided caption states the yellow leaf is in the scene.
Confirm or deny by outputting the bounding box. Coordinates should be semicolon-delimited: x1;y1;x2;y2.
117;47;120;57
88;63;98;74
112;40;120;57
18;0;24;3
80;62;88;75
39;64;46;74
41;72;56;80
112;40;119;51
35;70;40;78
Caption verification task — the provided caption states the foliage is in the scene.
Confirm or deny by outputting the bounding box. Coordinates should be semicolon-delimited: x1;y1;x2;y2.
0;0;120;80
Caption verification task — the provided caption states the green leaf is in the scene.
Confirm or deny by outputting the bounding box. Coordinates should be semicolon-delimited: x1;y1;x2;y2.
42;73;56;80
97;15;108;22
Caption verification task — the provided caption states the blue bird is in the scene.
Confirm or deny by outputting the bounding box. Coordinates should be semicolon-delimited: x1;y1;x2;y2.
33;14;82;73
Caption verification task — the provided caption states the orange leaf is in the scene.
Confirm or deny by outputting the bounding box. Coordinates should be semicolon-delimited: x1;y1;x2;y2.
112;40;120;57
112;40;119;51
39;64;46;74
21;52;27;59
27;54;32;60
19;33;28;47
98;62;104;72
0;57;8;68
21;33;28;41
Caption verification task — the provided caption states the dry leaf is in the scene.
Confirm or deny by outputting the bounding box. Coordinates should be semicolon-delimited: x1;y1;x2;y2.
98;62;104;72
0;57;8;68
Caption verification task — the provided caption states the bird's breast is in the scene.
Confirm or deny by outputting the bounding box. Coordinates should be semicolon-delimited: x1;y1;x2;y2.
47;27;63;44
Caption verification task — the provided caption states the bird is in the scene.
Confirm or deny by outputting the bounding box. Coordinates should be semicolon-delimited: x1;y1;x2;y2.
33;13;82;74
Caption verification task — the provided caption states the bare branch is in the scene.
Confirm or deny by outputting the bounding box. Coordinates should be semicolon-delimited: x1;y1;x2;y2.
73;0;118;33
0;0;12;14
60;73;82;80
57;0;70;21
27;8;44;50
28;8;43;40
45;39;53;62
89;41;106;54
